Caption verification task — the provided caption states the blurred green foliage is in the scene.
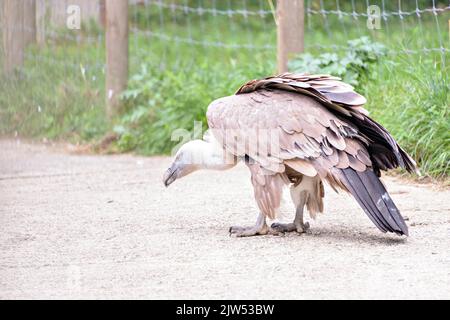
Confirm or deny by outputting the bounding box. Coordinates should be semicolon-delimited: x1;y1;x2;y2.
289;37;387;88
365;59;449;178
0;43;107;141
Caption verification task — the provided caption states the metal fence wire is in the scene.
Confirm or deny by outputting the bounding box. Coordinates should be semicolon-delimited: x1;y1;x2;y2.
1;1;449;70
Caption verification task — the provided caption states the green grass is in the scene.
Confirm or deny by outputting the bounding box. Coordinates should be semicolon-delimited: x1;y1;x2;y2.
0;1;448;178
365;57;449;178
0;41;107;142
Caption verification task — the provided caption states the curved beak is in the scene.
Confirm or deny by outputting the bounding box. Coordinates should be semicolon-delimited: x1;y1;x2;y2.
163;165;179;187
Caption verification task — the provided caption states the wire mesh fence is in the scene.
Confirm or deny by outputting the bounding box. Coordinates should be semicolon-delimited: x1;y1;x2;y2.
127;0;276;78
1;1;448;85
305;0;449;60
127;0;450;75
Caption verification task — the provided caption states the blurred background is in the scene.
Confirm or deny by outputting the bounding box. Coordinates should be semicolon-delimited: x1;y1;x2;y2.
0;0;449;179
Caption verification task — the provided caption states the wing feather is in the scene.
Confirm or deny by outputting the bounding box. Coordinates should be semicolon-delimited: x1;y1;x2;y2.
284;159;318;177
247;162;286;219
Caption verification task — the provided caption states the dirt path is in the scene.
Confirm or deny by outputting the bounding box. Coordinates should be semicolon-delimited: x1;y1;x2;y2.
0;138;449;300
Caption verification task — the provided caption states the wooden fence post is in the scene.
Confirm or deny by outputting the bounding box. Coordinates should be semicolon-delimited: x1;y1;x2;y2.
36;0;47;46
277;0;304;74
1;0;26;75
99;0;106;29
23;0;37;46
105;0;129;119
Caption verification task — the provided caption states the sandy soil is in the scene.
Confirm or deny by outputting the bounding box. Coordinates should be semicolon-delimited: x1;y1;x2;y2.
0;138;449;300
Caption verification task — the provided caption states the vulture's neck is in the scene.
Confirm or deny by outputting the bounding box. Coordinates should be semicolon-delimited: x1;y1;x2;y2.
191;139;237;171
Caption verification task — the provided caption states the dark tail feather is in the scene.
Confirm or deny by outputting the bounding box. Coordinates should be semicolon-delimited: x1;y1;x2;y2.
399;146;420;175
338;168;409;236
351;116;419;175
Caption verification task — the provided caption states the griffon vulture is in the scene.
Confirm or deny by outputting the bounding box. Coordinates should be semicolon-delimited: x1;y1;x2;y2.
163;73;418;237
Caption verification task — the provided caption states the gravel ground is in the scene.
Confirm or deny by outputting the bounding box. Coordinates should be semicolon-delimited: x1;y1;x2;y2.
0;138;449;300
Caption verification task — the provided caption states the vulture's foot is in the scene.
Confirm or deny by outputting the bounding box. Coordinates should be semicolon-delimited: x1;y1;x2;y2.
229;225;267;237
271;221;310;234
229;225;281;237
229;213;281;237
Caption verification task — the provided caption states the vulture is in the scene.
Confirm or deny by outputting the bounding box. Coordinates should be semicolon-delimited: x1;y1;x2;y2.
163;73;418;237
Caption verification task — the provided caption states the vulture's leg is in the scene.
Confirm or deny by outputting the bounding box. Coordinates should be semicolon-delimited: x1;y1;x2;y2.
271;191;310;233
231;163;285;237
229;212;279;237
293;192;310;232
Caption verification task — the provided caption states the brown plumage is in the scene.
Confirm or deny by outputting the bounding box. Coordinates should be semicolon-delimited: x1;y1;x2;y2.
205;73;418;236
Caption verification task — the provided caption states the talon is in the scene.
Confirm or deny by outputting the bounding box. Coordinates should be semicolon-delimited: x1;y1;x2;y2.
229;226;243;235
270;223;282;231
268;228;284;236
229;225;261;237
270;222;296;233
295;222;310;234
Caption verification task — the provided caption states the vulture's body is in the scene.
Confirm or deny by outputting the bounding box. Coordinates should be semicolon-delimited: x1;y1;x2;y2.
163;73;418;237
